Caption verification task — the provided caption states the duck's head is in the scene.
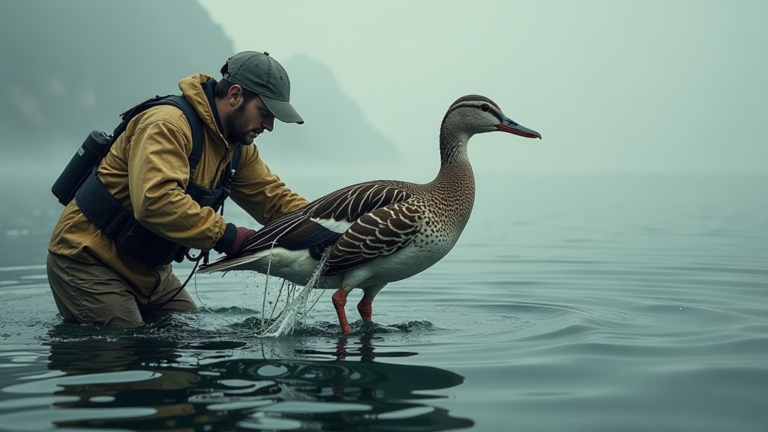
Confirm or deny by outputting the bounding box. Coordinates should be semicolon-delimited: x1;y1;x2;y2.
442;95;541;140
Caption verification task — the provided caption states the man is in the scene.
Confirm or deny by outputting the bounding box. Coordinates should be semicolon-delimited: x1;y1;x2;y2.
46;51;308;327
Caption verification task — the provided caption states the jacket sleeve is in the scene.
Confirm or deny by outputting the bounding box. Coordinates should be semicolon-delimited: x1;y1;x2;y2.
228;144;309;226
124;113;226;250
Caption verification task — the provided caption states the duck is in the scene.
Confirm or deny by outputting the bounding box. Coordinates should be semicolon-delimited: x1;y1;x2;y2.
198;95;541;334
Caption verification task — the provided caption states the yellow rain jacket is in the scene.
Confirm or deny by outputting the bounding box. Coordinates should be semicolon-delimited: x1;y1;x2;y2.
48;73;308;295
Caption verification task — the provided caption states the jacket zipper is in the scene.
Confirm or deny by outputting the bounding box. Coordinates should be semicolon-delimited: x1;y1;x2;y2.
209;145;234;189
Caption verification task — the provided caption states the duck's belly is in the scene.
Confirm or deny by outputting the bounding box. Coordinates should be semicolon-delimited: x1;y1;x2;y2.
342;236;459;288
216;236;460;290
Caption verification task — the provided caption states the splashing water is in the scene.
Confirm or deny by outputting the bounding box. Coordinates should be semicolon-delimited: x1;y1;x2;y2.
258;249;331;337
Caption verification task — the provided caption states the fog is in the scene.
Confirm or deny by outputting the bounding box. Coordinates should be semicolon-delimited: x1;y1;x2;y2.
200;0;768;175
1;1;766;233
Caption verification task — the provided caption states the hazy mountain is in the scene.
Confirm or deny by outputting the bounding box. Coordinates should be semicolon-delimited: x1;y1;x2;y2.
0;1;232;159
0;1;402;176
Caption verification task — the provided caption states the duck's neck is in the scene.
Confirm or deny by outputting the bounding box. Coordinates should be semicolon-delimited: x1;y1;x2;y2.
439;126;471;167
433;128;476;216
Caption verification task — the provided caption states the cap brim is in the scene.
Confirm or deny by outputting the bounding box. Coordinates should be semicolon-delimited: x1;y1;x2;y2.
260;96;304;124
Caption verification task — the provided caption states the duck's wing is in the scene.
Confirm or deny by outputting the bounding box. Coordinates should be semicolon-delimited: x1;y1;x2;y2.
323;199;425;275
236;182;414;258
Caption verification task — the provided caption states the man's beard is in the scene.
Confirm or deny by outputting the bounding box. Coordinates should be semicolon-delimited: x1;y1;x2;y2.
225;103;259;146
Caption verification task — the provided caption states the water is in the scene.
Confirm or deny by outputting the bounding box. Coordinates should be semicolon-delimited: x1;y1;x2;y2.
1;172;767;431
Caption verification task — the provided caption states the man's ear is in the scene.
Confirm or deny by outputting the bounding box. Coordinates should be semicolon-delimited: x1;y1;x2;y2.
228;84;244;108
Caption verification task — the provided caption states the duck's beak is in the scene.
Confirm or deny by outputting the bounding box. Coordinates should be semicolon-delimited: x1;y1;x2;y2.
497;117;541;139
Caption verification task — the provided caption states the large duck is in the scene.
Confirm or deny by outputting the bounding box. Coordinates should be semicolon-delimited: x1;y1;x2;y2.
198;95;541;334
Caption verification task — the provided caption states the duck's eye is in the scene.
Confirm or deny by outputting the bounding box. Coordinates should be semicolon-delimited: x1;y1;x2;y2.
480;104;490;112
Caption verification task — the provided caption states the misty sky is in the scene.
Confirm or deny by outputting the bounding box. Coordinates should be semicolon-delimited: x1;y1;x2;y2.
199;1;767;175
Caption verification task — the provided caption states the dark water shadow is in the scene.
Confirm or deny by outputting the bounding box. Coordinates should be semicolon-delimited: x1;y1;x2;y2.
3;325;473;431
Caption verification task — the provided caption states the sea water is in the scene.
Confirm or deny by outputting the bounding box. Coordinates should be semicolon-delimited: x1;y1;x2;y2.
1;173;766;431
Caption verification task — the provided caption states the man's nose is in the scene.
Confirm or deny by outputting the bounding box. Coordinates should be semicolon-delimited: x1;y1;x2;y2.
262;116;274;132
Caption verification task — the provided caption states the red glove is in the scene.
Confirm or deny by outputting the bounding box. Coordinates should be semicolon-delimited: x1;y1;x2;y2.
215;223;257;255
228;226;257;255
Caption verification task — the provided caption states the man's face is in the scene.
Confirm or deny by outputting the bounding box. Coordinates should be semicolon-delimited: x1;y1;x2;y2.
226;95;275;146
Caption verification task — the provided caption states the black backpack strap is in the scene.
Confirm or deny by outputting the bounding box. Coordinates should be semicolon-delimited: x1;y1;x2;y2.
143;95;205;172
113;95;205;172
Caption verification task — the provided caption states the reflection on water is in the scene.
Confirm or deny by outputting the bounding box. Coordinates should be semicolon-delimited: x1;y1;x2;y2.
0;331;472;431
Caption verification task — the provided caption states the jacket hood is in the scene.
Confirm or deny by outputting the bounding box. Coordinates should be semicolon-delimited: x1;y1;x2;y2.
178;73;228;147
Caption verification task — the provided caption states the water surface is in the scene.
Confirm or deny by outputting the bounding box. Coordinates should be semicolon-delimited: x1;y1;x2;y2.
1;173;767;431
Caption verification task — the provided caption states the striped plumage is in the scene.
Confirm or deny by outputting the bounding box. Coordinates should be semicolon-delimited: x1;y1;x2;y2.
198;95;541;334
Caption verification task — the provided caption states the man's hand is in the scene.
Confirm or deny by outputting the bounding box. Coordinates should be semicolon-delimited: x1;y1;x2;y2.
214;223;257;256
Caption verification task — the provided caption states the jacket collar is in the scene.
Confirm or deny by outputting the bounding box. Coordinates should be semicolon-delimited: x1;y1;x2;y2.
178;73;229;148
202;79;226;135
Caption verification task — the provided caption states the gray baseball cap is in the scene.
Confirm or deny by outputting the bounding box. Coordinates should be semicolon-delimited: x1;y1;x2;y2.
220;51;304;124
